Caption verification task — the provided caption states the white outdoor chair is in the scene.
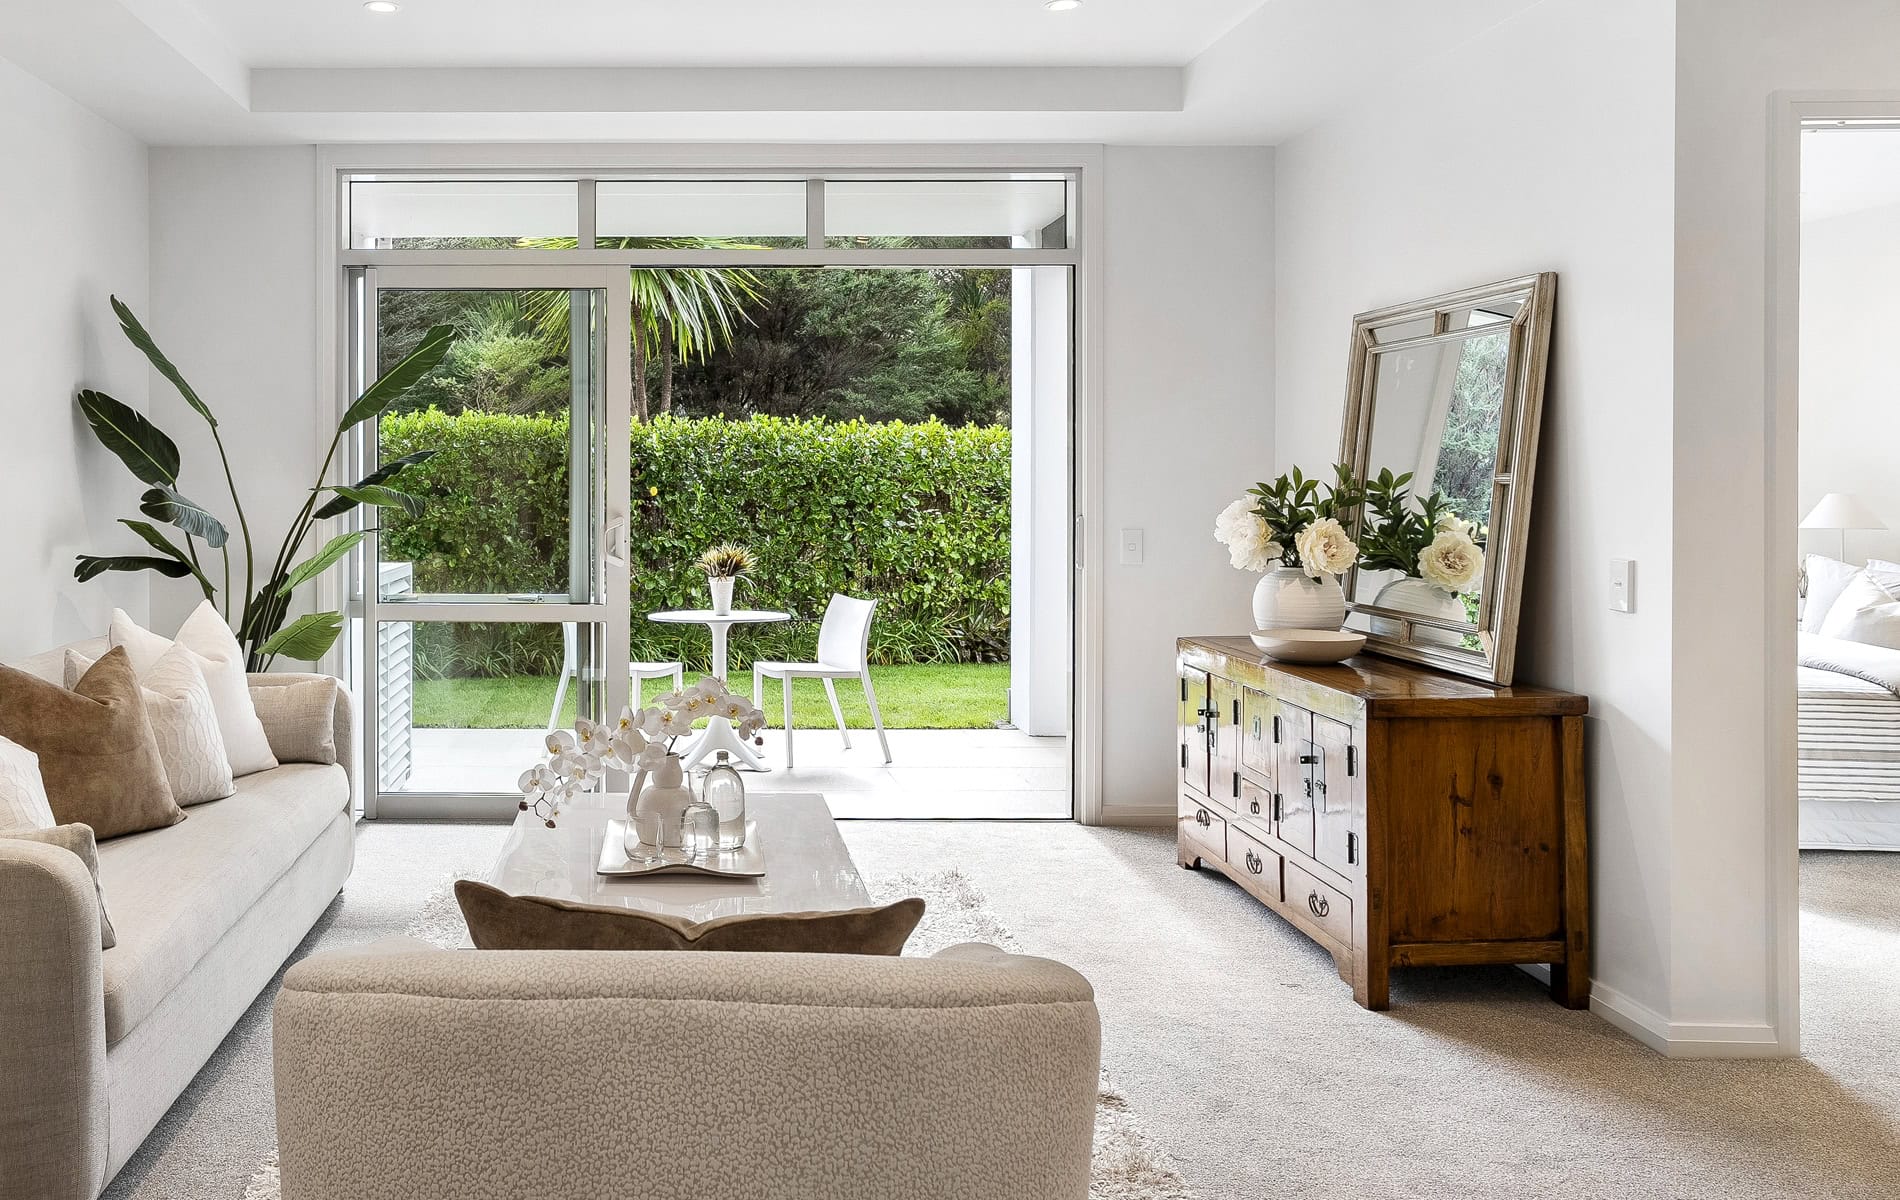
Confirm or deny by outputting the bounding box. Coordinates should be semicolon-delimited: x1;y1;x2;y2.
753;594;891;768
547;624;684;731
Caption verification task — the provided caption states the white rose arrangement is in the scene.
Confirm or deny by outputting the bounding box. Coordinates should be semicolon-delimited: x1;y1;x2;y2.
1356;466;1486;595
1216;464;1363;577
519;676;766;827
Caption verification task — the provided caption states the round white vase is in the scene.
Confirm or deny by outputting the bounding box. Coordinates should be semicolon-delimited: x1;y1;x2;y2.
1370;576;1468;647
1252;566;1346;632
708;575;735;615
628;753;695;857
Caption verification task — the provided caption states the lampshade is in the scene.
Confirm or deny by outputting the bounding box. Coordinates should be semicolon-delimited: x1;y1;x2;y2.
1800;492;1887;531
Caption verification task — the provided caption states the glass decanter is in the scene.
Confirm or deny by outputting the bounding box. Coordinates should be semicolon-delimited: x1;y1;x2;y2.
702;751;748;851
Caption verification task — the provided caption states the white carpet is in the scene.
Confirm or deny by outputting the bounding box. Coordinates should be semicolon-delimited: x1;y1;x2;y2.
102;821;1900;1200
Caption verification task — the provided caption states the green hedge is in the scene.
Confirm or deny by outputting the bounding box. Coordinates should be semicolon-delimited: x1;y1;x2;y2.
379;412;1010;676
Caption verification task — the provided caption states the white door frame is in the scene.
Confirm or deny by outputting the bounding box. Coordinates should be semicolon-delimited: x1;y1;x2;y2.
314;144;1106;823
350;263;632;819
1763;91;1900;1055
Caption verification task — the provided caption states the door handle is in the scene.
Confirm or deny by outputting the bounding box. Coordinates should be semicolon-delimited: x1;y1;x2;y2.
1307;890;1330;919
602;515;628;568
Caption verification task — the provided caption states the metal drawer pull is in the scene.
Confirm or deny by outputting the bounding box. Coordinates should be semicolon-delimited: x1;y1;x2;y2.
1298;754;1319;765
1249;796;1261;815
1196;809;1212;828
1307;891;1330;918
1244;850;1264;875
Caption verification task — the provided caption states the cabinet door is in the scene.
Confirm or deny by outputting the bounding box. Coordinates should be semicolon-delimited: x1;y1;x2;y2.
1241;687;1275;785
1275;704;1316;857
1312;715;1363;877
1211;675;1243;809
1179;666;1210;799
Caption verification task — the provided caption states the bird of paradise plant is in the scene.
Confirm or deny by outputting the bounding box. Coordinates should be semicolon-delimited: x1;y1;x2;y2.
72;297;457;669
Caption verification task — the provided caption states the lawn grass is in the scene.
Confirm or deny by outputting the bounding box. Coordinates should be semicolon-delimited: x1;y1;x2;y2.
412;662;1008;730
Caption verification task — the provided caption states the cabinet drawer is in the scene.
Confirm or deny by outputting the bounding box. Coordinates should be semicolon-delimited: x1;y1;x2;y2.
1227;825;1281;907
1178;794;1227;864
1237;776;1271;824
1284;860;1353;948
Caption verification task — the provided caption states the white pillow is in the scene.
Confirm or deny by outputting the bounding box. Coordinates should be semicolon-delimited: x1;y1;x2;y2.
1801;555;1861;634
0;735;55;832
111;603;278;778
67;644;236;806
1819;573;1900;650
1863;558;1900;592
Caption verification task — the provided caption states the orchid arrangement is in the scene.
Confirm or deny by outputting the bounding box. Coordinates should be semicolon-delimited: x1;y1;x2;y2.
1216;464;1364;579
1356;466;1487;594
517;676;768;827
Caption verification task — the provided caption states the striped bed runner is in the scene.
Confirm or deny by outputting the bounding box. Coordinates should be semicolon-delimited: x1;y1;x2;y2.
1800;665;1900;805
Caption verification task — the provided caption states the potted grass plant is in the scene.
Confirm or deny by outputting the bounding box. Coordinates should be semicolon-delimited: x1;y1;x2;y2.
694;543;757;615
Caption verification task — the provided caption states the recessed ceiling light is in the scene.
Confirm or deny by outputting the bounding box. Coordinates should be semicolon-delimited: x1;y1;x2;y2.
1045;0;1083;10
363;1;401;12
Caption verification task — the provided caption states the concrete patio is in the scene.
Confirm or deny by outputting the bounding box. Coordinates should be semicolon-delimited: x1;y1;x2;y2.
403;726;1070;819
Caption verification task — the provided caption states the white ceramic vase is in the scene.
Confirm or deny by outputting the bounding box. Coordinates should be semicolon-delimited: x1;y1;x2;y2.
1252;566;1346;632
1370;576;1468;647
627;753;695;856
708;575;735;615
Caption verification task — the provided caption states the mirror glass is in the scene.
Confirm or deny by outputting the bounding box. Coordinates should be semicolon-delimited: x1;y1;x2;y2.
1337;275;1555;685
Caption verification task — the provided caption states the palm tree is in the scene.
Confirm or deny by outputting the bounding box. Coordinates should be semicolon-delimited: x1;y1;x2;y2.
520;238;762;420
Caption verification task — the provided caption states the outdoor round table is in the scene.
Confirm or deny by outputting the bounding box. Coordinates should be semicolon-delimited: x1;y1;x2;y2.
646;608;790;771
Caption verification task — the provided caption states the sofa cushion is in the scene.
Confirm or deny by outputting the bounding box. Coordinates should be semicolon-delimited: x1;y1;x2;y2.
95;762;348;1044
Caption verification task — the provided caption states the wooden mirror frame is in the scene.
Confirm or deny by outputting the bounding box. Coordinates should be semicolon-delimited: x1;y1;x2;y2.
1336;272;1556;685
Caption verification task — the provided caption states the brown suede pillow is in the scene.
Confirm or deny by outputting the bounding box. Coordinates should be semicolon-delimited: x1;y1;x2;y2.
454;879;926;955
0;647;183;840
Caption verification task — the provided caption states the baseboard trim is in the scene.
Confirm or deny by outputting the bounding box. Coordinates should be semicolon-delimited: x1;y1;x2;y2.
1097;803;1174;828
1588;980;1788;1058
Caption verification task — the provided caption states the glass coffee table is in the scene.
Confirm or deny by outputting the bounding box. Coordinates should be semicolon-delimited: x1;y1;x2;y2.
481;791;868;923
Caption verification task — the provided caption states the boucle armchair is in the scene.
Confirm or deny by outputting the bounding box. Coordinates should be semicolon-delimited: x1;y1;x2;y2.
272;940;1101;1200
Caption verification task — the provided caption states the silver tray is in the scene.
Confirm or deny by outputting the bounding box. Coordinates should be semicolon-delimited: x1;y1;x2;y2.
596;818;765;879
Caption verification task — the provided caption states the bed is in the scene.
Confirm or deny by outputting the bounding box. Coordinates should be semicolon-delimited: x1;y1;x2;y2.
1799;632;1900;850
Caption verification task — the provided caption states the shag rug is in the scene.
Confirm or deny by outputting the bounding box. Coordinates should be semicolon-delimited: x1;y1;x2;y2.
242;866;1190;1200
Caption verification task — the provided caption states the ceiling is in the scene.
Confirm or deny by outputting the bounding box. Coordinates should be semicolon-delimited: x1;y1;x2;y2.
1803;128;1900;222
0;0;1547;146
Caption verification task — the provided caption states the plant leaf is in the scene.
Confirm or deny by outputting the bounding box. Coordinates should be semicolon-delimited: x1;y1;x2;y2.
112;296;216;428
259;611;344;661
327;484;424;518
341;325;457;428
75;554;192;583
312;450;438;519
76;390;180;485
278;531;365;596
119;519;214;599
140;485;229;548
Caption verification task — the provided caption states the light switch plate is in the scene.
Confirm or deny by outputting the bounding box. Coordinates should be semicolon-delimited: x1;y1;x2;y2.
1609;558;1635;612
1119;528;1145;566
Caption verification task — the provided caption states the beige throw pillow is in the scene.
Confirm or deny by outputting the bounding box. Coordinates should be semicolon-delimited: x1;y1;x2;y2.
112;603;277;778
0;648;183;840
1;824;117;948
1819;573;1900;650
0;735;56;831
249;678;338;765
67;643;235;806
455;879;926;955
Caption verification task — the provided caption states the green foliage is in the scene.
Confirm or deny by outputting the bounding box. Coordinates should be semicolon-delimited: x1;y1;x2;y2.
1356;466;1458;577
1246;463;1363;562
1435;333;1508;526
378;411;1012;675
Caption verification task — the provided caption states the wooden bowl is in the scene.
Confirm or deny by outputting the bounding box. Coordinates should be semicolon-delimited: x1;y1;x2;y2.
1249;628;1366;664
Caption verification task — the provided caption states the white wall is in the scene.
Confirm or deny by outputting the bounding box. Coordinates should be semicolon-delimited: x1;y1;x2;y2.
147;146;322;637
1798;201;1900;566
1097;145;1275;819
0;55;151;658
1272;1;1682;1039
1672;0;1900;1055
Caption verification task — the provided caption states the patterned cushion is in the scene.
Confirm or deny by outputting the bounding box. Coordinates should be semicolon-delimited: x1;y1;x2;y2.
111;604;277;777
67;644;235;806
0;734;55;831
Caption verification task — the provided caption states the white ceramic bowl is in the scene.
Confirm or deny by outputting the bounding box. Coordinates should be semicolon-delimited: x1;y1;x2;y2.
1249;628;1366;664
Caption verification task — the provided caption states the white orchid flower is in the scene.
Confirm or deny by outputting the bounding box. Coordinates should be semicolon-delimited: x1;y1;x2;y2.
544;728;576;756
659;707;696;738
614;706;639;734
575;716;613;756
693;675;726;699
657;689;687;710
636;741;670;771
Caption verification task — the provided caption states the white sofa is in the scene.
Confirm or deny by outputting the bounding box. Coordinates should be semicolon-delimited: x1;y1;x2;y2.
0;639;356;1200
272;939;1102;1200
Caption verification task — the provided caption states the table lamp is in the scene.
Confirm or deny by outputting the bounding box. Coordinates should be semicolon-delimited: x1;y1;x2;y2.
1801;492;1886;562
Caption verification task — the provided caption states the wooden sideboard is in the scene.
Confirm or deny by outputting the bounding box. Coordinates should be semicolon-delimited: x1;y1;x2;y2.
1176;635;1590;1010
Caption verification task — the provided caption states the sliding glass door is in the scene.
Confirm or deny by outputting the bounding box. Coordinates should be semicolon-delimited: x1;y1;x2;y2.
348;265;631;818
